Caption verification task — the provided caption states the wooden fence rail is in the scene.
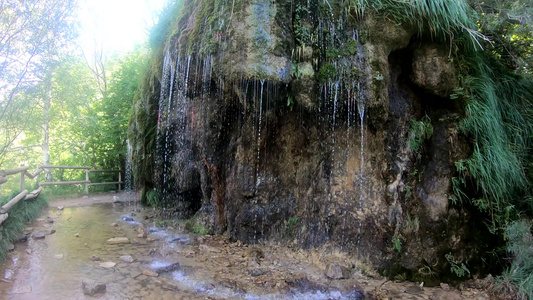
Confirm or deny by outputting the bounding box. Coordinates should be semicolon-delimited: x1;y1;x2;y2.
0;164;122;226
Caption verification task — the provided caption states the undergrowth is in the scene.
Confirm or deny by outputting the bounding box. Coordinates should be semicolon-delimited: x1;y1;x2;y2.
455;58;533;232
0;194;48;262
496;220;533;299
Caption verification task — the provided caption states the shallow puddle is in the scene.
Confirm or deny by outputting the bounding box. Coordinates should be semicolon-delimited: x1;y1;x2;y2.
0;193;491;300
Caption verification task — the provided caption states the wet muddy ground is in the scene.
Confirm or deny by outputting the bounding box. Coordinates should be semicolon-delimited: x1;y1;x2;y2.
1;192;492;299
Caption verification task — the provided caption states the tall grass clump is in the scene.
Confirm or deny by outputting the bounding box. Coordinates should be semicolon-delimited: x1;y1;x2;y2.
347;0;484;49
496;220;533;299
456;57;533;232
0;194;48;262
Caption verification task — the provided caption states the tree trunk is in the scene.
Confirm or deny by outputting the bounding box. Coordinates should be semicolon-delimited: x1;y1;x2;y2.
42;72;53;182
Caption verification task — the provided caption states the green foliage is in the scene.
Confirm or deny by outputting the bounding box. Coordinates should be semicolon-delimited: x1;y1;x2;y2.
0;195;48;262
0;0;78;162
445;252;471;278
176;0;232;55
408;115;434;156
291;61;301;78
455;59;533;231
128;53;160;191
392;235;402;252
405;185;412;200
185;218;208;235
496;220;533;299
318;63;339;82
149;1;182;49
348;0;481;49
145;189;162;207
96;48;149;170
325;48;340;60
403;214;420;235
339;39;358;56
470;0;533;72
286;216;299;232
294;4;312;46
1;47;146;189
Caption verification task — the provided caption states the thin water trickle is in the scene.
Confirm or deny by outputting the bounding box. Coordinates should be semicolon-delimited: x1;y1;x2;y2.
253;79;266;243
185;55;192;93
255;79;265;188
125;140;133;191
329;81;340;209
352;30;367;251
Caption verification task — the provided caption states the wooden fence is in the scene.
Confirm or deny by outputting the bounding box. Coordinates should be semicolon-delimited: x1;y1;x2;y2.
0;164;122;226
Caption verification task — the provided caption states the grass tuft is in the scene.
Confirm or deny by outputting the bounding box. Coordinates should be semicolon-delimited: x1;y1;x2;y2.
348;0;483;49
495;220;533;299
455;57;533;232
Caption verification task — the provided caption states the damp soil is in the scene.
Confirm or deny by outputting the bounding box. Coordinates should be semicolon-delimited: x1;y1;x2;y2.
0;192;491;299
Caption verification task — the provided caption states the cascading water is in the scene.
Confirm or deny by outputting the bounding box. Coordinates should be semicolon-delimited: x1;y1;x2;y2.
354;30;366;249
150;0;375;254
155;49;174;203
125;139;133;192
255;79;265;188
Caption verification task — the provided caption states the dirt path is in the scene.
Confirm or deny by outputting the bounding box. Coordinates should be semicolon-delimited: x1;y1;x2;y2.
0;192;492;299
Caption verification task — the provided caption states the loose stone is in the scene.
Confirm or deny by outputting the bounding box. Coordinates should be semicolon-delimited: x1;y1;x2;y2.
120;255;135;263
81;279;106;296
325;263;351;279
143;270;158;277
99;261;116;268
32;232;45;240
107;237;130;244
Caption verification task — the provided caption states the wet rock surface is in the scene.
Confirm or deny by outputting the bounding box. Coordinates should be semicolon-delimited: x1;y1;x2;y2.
326;262;352;279
31;232;45;240
106;237;130;244
81;279;106;296
0;194;493;299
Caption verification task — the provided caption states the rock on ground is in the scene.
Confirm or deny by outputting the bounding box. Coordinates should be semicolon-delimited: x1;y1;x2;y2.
32;232;45;240
120;255;134;263
151;261;180;273
107;237;130;244
325;263;351;279
143;270;158;277
99;261;116;268
81;279;106;296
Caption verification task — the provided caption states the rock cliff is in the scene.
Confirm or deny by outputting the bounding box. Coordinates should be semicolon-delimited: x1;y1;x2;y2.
129;0;497;279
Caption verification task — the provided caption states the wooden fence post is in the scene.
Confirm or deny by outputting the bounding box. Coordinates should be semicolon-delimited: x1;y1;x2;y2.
85;169;90;194
118;171;122;191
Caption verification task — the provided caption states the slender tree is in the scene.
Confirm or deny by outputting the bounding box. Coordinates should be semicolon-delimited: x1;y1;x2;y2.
0;0;77;165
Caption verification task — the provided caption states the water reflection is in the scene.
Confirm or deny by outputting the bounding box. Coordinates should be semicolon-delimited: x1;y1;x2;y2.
0;200;362;300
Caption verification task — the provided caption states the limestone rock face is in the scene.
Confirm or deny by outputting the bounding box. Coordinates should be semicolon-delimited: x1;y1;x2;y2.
411;44;458;97
130;0;491;279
